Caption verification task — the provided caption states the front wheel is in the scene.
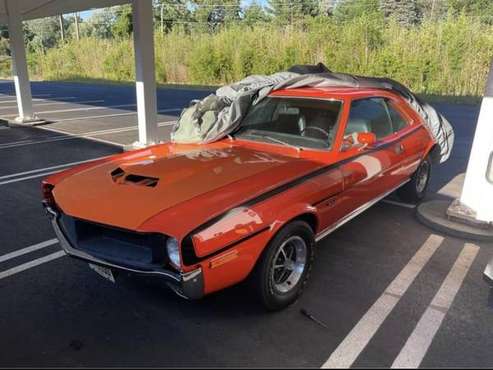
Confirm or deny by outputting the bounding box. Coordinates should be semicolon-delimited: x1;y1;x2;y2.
250;221;315;311
397;156;431;203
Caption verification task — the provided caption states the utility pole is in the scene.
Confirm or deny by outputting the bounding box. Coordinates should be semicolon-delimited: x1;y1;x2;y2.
74;12;80;40
160;3;164;34
59;14;65;41
430;0;436;19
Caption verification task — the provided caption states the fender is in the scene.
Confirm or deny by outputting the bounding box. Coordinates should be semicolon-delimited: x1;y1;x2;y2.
198;202;318;295
268;202;319;236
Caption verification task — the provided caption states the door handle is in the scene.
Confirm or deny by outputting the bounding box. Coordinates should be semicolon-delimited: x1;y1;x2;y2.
394;143;405;154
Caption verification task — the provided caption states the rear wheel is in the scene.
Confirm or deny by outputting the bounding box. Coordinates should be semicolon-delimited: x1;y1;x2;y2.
397;156;431;203
251;221;315;311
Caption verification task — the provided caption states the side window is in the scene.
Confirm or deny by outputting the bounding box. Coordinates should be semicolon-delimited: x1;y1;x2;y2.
345;98;393;139
387;103;408;133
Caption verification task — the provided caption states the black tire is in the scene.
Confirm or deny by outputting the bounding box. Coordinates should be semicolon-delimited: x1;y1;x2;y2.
397;156;432;203
250;220;315;311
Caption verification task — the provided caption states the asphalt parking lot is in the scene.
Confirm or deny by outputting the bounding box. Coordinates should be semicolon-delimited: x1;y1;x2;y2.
0;80;492;368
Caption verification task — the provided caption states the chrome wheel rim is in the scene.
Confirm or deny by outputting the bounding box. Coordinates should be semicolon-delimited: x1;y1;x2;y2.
416;161;429;193
270;236;307;294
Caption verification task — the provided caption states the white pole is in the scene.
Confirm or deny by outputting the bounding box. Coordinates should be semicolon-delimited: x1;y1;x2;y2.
6;0;35;123
132;0;159;146
459;60;493;222
75;12;80;41
59;15;65;41
161;3;164;34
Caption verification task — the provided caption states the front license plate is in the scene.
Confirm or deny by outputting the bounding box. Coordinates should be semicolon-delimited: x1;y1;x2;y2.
89;263;115;283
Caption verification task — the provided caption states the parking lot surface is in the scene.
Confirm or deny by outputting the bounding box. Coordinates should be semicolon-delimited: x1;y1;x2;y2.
0;80;491;367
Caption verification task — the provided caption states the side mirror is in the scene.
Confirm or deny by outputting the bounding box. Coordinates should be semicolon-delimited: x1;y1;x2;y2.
357;132;377;146
341;132;377;151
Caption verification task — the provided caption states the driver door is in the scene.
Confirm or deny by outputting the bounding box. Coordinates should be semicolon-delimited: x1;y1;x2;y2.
337;97;404;214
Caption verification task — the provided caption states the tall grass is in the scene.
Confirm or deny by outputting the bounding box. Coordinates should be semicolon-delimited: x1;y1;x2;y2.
4;15;493;96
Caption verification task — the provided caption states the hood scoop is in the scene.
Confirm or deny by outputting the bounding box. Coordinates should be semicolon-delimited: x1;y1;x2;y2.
111;167;159;188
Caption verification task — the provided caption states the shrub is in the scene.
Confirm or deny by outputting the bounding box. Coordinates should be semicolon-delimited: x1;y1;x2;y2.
26;15;493;96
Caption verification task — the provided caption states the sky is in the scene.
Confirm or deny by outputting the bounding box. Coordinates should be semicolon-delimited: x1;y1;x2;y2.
79;10;93;20
79;0;268;19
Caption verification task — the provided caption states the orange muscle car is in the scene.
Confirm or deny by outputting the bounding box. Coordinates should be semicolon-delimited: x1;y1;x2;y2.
43;86;436;310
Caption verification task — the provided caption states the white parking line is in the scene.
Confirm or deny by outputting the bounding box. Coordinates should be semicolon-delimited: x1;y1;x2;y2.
0;94;52;99
0;135;73;149
40;107;181;123
2;103;137;118
391;243;479;368
0;156;109;181
0;94;52;100
77;135;125;147
0;250;66;280
0;239;58;263
37;118;177;140
0;99;105;110
0;168;68;185
0;97;77;104
322;234;444;369
37;120;177;148
42;110;140;123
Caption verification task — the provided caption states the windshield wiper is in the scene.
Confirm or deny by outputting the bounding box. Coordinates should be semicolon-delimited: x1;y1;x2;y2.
243;132;301;152
263;135;301;152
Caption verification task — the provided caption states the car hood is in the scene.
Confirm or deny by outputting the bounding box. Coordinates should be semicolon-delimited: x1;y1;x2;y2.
53;144;321;230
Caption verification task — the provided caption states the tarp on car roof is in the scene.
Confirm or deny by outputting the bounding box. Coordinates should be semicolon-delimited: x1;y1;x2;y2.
171;64;454;163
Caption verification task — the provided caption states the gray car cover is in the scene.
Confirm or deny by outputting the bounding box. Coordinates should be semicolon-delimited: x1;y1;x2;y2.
171;64;454;163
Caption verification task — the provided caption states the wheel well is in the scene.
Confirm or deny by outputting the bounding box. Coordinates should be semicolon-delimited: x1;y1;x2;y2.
428;143;441;164
245;212;318;281
292;213;318;234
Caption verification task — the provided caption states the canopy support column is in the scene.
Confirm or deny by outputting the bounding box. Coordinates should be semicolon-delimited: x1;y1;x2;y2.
6;0;38;124
132;0;158;147
416;59;493;241
453;60;493;223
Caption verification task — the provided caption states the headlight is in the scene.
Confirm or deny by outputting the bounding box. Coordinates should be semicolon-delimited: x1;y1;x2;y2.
166;237;181;269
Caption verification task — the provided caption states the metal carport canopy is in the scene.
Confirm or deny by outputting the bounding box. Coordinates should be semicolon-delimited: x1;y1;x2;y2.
2;0;159;146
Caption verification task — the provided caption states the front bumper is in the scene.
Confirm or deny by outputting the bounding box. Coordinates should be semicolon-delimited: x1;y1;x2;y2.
45;205;204;300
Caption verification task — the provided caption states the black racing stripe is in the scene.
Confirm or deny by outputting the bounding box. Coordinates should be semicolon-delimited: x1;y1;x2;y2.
182;125;423;266
181;164;337;265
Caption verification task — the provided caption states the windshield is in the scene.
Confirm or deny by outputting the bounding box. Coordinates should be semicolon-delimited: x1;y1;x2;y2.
234;97;343;150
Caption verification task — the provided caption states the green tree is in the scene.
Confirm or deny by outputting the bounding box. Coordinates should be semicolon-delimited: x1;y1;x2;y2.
112;4;133;37
267;0;320;25
193;0;242;31
333;0;382;22
80;8;115;39
243;2;271;26
447;0;493;24
379;0;421;26
155;0;193;32
0;25;10;58
417;0;448;20
25;17;63;52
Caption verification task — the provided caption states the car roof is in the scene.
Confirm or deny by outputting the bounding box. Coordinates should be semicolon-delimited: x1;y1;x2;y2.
268;86;396;100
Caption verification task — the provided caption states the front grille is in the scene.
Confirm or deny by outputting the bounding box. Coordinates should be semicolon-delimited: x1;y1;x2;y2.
59;213;168;270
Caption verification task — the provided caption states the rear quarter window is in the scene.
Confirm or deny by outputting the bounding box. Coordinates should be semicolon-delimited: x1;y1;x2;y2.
387;103;409;133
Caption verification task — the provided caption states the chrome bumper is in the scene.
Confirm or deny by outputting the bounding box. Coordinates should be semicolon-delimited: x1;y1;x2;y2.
45;205;204;300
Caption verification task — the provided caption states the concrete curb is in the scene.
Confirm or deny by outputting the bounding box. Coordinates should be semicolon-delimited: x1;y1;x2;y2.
416;200;493;241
